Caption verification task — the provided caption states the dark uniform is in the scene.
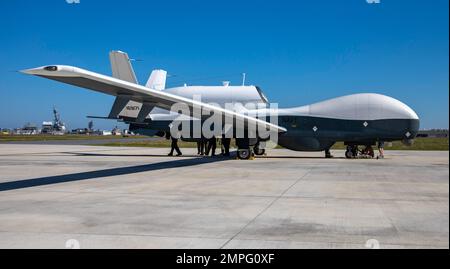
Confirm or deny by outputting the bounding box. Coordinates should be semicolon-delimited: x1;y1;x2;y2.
206;137;217;156
221;137;231;156
168;137;182;156
197;138;206;155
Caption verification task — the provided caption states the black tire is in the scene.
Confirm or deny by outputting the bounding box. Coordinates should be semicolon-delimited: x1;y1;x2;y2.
366;146;375;158
345;150;353;159
345;145;354;159
237;149;251;160
253;146;265;156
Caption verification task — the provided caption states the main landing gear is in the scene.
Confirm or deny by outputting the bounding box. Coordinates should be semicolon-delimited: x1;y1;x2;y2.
253;143;266;156
237;148;252;160
236;138;265;160
345;145;375;159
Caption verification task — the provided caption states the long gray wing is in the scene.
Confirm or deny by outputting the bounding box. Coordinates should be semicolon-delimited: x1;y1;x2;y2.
22;65;287;133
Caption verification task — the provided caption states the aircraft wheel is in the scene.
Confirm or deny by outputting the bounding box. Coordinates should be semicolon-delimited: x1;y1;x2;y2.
253;146;265;156
345;150;353;159
366;146;375;158
237;149;251;160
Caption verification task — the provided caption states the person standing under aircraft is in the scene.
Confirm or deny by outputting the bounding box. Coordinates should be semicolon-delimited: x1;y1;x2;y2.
221;136;231;157
206;137;217;156
197;138;205;155
204;139;210;155
168;137;182;156
325;148;333;158
167;131;182;157
377;141;385;159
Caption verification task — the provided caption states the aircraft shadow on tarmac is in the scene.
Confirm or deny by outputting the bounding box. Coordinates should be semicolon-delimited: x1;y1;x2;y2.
65;152;226;158
66;151;344;160
0;156;231;192
260;155;346;159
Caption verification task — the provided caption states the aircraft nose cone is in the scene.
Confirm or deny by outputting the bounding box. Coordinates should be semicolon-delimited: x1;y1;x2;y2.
399;102;420;138
391;99;419;120
403;110;420;140
403;105;419;120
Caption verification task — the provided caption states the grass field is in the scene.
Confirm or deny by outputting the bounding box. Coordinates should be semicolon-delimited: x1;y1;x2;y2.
96;137;449;151
0;134;147;142
1;134;447;151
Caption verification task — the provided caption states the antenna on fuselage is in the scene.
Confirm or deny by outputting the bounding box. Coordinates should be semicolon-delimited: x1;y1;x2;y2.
242;73;246;86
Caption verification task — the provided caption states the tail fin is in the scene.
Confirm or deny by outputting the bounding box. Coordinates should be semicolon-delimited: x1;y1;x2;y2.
109;50;138;84
146;69;167;90
109;50;142;119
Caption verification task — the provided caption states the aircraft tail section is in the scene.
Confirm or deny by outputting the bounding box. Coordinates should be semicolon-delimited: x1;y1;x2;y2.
108;96;142;119
108;51;143;119
109;50;138;84
146;69;167;90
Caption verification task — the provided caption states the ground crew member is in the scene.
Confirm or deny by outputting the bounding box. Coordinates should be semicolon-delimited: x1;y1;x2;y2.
168;136;182;156
167;129;182;156
197;137;206;155
206;137;217;156
377;141;385;159
221;136;231;156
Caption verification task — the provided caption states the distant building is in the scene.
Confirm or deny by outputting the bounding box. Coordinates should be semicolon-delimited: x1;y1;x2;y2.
70;128;89;135
101;130;112;136
14;123;39;135
41;107;66;135
112;126;122;136
88;121;94;132
41;121;54;134
1;129;11;135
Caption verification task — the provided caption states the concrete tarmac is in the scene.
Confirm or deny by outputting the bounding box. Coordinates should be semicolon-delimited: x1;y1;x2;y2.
0;137;159;145
0;144;448;249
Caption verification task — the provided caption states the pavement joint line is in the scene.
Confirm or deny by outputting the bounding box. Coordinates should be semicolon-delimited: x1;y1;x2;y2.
218;169;313;249
0;230;230;242
0;187;447;203
0;230;446;249
0;148;138;157
0;147;447;248
374;174;403;237
219;237;449;249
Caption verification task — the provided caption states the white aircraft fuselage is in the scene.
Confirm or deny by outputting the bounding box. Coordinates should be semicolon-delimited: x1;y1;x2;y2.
21;51;420;159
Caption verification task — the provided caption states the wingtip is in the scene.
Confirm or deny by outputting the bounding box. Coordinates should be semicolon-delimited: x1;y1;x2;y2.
20;68;37;75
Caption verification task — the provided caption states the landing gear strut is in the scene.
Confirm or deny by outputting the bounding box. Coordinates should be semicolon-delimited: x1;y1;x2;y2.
237;148;252;160
236;138;257;160
345;144;375;159
345;145;358;159
362;145;375;158
253;143;266;156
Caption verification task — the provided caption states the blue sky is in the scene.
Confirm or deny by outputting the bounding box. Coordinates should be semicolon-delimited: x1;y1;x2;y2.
0;0;448;130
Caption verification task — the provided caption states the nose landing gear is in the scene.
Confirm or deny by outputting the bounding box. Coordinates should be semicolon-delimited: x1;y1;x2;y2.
345;144;375;159
345;145;357;159
253;143;266;156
